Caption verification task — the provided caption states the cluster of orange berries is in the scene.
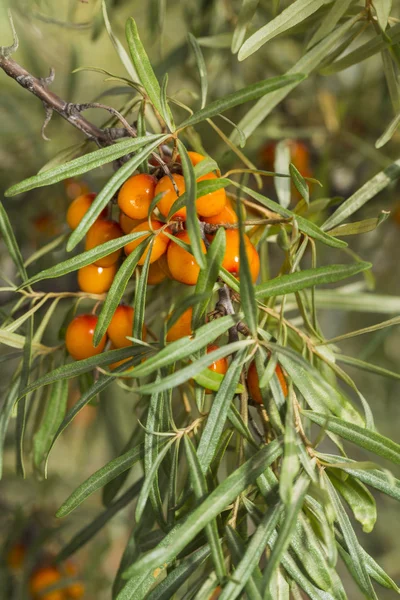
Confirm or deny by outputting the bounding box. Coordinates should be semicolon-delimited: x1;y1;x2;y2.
7;542;83;600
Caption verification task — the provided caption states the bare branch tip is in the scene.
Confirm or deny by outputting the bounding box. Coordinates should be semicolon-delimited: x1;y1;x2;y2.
0;10;19;58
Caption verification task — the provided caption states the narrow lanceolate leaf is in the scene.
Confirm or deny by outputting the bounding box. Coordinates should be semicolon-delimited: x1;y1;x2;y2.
238;0;329;60
279;390;300;504
322;158;400;230
56;444;145;518
230;182;347;248
160;74;175;131
188;33;208;108
0;201;27;281
67;136;169;251
262;475;310;596
374;0;392;31
219;503;283;600
225;527;263;600
102;0;139;82
144;383;166;528
192;228;226;328
335;354;400;381
289;163;309;204
231;0;260;54
307;0;354;48
19;232;148;288
179;74;306;128
324;474;377;599
376;112;400;148
337;543;400;594
125;18;165;121
0;377;20;478
329;473;377;533
255;263;371;299
33;378;68;471
94;239;150;346
184;436;226;582
303;411;400;465
178;140;206;269
274;140;291;208
122;440;282;581
196;347;250;473
327;212;390;237
133;241;152;340
238;193;258;336
16;316;33;477
5;136;161;197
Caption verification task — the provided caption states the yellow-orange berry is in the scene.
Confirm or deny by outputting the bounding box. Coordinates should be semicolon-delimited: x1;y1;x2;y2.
247;359;288;405
196;172;226;217
118;173;157;220
166;307;193;342
202;198;238;226
64;178;90;200
64;561;85;599
186;151;207;166
155;174;186;220
206;344;228;393
6;542;26;570
77;263;117;294
210;586;222;600
124;220;169;266
147;260;167;285
65;314;106;361
30;566;63;600
167;231;206;285
66;193;104;230
85;219;123;267
107;305;146;347
119;212;142;234
222;230;259;283
249;243;260;283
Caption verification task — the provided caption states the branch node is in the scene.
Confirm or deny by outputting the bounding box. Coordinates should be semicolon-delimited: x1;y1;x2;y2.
39;67;55;87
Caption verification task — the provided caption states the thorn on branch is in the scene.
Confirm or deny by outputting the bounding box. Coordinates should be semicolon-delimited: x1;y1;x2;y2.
0;10;19;58
41;104;54;141
39;67;55;87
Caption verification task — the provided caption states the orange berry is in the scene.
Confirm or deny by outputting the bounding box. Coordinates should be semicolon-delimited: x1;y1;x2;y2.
247;359;288;405
119;212;142;234
118;173;157;220
186;151;207;166
210;586;222;600
107;305;146;347
167;230;206;285
206;344;228;393
64;561;85;599
166;307;193;342
196;172;226;217
77;263;117;294
202;200;238;226
30;566;63;600
65;314;106;360
6;542;25;570
157;252;173;279
155;174;186;220
85;219;123;267
147;260;167;285
66;193;104;230
222;230;259;282
124;220;169;266
64;179;90;200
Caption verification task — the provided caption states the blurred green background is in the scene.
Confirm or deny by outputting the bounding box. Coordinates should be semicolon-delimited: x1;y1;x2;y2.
1;0;400;597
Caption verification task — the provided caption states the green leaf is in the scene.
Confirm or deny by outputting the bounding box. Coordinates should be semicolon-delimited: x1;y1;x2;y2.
184;436;226;582
219;503;283;600
231;0;260;54
133;240;152;340
5;136;161;197
125;18;166;122
168;177;231;220
327;212;390;236
192;228;226;328
177;140;206;269
274;141;291;208
67;136;169;251
329;472;377;533
262;475;310;596
160;73;175;131
335;354;400;381
102;0;139;81
57;480;143;562
337;542;400;593
238;0;329;60
307;0;354;48
311;290;400;313
230;182;347;248
193;366;244;393
381;49;400;113
122;440;282;581
374;0;392;31
303;411;400;465
225;527;263;600
376;112;400;148
0;377;20;478
289;163;309;204
238;196;258;336
135;438;175;522
255;263;371;299
0;201;27;281
33;378;68;471
188;33;208;109
322;158;400;230
94;238;150;346
279;391;300;504
16;315;33;477
57;444;145;518
233;14;360;143
179;75;306;129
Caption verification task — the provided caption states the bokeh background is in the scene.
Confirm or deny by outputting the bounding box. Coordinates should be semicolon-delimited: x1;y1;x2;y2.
0;0;399;598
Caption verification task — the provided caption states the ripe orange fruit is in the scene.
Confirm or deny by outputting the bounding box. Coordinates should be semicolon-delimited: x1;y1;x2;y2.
65;314;107;360
85;219;123;267
119;212;142;234
30;566;63;600
202;198;238;226
155;174;186;220
64;561;85;599
64;178;90;200
157;253;173;279
147;260;167;285
195;172;227;217
247;359;288;404
206;344;228;393
107;305;146;347
66;193;105;230
167;231;206;285
118;173;157;220
166;307;193;342
77;263;117;294
185;151;208;166
6;542;25;570
124;220;170;266
210;586;222;600
222;230;260;283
